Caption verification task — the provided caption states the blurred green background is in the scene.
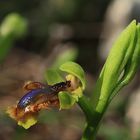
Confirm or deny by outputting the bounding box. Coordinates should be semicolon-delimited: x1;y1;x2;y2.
0;0;140;140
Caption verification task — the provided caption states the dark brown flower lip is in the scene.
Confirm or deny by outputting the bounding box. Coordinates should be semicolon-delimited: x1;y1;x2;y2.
17;81;71;109
7;80;72;123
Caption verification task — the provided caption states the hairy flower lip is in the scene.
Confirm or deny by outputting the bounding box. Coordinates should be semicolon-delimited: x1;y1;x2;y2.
7;97;60;122
18;81;71;109
7;80;73;123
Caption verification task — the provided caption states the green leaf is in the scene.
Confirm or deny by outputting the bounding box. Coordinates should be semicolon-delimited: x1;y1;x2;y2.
59;61;86;90
93;20;138;113
109;23;140;101
123;23;140;81
58;91;76;109
91;66;105;108
45;69;64;85
97;20;136;101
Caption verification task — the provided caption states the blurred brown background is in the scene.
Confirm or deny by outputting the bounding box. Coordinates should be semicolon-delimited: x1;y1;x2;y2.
0;0;140;140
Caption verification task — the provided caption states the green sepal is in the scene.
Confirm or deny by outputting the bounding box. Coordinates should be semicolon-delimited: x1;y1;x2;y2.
45;69;64;85
99;20;137;101
59;61;86;90
58;91;76;109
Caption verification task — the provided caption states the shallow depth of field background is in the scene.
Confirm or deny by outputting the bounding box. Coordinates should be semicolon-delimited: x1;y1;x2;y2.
0;0;140;140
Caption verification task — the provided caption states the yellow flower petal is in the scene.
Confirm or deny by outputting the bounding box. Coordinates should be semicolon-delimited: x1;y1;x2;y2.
18;117;37;129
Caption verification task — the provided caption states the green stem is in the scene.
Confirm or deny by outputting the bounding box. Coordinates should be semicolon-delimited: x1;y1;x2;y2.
78;96;94;123
78;96;97;140
81;124;96;140
78;96;108;140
